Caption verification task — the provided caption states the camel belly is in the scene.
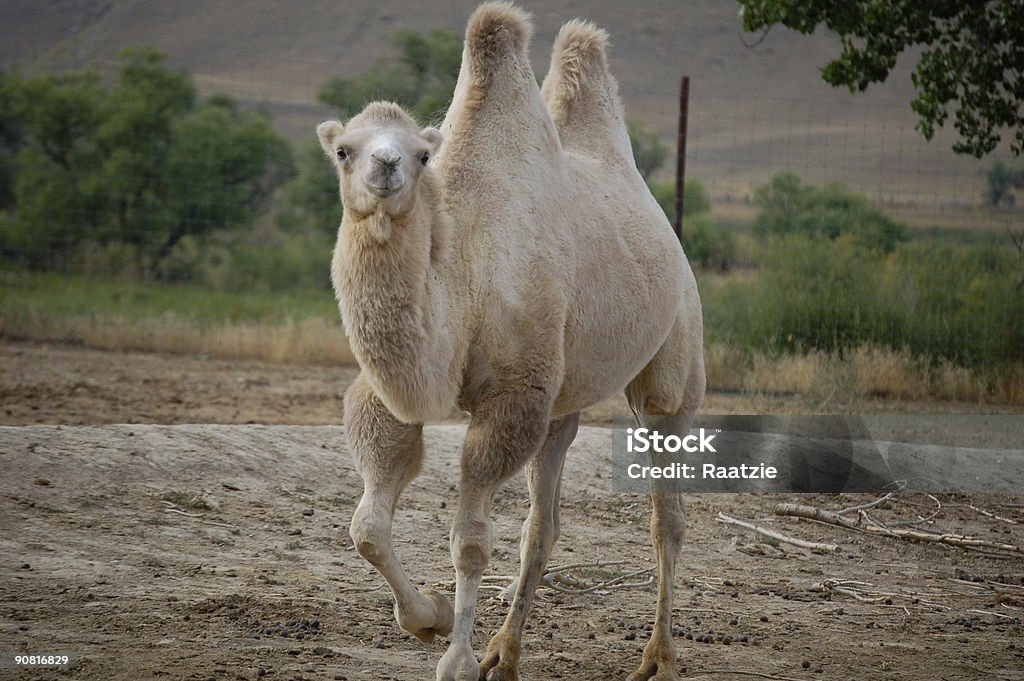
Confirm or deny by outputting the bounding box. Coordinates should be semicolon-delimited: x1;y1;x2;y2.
552;245;687;416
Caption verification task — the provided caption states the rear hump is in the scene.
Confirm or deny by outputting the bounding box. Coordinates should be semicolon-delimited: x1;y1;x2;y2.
541;19;633;163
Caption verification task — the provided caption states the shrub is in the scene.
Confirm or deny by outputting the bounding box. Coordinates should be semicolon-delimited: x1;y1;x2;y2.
704;235;1024;369
752;172;906;252
649;179;711;221
680;214;735;271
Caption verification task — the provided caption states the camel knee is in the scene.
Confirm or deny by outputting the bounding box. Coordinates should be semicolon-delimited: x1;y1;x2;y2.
451;520;492;576
350;505;391;566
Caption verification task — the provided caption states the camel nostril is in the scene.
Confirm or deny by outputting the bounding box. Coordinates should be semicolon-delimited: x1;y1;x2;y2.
371;151;402;170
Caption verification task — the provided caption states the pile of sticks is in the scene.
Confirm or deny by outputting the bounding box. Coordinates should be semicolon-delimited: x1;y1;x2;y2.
717;483;1023;560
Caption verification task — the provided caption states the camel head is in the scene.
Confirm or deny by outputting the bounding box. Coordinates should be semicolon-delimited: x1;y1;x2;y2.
318;102;443;220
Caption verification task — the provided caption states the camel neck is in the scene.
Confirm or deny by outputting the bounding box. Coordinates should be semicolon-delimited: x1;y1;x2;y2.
331;202;464;423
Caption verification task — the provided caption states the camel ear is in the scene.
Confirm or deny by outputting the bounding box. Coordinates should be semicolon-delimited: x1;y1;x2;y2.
317;120;344;157
421;126;443;154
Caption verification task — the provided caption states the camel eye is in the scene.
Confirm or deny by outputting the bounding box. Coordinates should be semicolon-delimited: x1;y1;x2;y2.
336;148;347;161
420;152;429;166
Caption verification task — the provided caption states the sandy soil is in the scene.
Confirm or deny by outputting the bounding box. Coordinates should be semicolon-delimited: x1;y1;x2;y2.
1;340;1023;679
1;341;1014;429
1;422;1022;681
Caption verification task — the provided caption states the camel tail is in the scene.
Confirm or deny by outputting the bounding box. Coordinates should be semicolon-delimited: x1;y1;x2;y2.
541;19;632;163
465;1;533;79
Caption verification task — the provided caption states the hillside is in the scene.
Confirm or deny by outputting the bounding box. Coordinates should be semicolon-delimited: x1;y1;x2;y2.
1;0;1016;213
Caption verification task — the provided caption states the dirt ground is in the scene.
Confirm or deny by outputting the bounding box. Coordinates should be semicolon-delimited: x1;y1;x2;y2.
1;340;1023;680
1;341;1015;429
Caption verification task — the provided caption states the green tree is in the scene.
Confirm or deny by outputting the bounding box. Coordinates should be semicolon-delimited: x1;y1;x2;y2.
276;139;341;236
159;96;294;259
5;71;105;265
94;48;196;246
0;71;26;210
985;161;1024;207
1;50;295;271
318;28;461;122
739;1;1024;157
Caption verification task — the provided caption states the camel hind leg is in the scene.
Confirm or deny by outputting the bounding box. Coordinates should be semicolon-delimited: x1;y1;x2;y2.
624;311;705;681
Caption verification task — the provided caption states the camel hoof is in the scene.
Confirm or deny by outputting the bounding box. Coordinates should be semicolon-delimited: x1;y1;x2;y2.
483;665;519;681
396;589;454;644
478;633;520;681
435;643;478;681
424;589;454;637
626;657;679;681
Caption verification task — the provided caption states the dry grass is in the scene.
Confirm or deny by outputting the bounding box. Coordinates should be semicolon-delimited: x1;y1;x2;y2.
3;310;1021;405
0;311;355;366
705;343;1024;406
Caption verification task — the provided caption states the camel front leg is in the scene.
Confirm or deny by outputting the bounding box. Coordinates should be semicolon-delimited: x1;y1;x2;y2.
345;375;453;643
478;413;579;681
436;387;552;681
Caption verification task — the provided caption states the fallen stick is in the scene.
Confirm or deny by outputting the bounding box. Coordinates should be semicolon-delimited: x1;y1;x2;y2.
776;503;1023;555
837;481;906;516
964;502;1018;525
774;503;861;529
163;506;237;529
692;670;803;681
717;511;840;553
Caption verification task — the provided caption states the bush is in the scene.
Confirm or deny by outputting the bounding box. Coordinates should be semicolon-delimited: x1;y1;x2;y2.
704;235;1024;369
680;214;735;271
649;179;711;221
752;172;906;252
157;225;333;292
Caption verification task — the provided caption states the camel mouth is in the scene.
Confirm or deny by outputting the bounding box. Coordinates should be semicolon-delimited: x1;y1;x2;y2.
366;183;402;198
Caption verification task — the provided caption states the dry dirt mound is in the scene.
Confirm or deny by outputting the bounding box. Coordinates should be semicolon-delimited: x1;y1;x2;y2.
1;424;1021;680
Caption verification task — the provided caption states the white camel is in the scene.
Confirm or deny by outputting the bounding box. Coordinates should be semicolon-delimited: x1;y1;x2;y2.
317;4;705;680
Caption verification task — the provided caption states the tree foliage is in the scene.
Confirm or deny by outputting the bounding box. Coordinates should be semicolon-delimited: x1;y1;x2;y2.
317;29;462;122
739;0;1024;157
0;49;294;270
985;161;1024;207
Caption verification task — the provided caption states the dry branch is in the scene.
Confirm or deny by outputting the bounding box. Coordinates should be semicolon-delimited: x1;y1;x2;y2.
717;512;839;553
692;670;803;681
964;502;1018;525
775;503;1023;555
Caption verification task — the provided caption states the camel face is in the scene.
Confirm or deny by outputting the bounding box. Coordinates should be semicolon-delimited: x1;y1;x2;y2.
318;103;443;220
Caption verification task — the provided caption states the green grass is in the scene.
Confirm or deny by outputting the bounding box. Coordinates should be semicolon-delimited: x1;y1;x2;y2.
1;269;337;325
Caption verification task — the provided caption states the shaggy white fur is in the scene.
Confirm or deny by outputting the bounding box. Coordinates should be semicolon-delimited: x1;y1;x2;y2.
319;4;705;680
